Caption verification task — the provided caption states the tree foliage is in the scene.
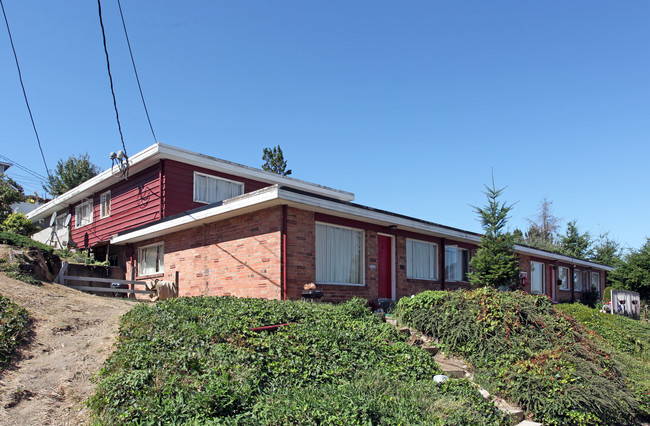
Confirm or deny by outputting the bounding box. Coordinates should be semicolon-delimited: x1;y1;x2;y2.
591;233;623;267
1;212;39;236
43;153;101;196
610;238;650;300
559;220;592;259
0;174;24;223
468;177;519;289
261;145;292;176
524;198;561;251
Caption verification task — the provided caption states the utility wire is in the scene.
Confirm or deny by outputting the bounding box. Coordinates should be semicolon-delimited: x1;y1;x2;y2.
0;154;49;181
0;0;52;180
97;0;128;159
117;0;157;143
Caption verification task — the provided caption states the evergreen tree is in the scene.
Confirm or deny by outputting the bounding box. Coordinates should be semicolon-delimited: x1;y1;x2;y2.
559;220;592;259
262;145;292;176
0;173;24;223
468;176;520;289
591;232;623;267
43;153;101;196
609;238;650;300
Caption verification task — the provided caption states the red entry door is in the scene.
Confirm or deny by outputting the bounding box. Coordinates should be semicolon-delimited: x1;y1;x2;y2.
378;235;392;299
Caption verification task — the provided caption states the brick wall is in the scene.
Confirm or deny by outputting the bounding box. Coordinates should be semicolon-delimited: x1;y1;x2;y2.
127;207;283;299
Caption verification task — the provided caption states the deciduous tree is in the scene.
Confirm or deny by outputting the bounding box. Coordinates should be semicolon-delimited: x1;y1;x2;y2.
0;174;24;222
43;153;101;197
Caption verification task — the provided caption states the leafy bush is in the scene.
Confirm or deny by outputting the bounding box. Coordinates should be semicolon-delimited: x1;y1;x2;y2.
0;295;30;368
88;297;507;425
1;212;39;236
395;288;641;425
580;287;600;308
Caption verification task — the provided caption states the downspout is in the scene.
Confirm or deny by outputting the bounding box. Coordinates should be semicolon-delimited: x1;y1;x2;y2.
440;238;446;291
281;204;288;301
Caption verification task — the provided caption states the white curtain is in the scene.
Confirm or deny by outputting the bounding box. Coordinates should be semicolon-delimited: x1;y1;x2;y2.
574;270;582;291
139;245;164;275
195;173;243;204
316;224;363;284
407;240;436;280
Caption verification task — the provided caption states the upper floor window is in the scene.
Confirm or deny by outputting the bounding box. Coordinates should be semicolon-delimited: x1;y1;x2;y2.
558;266;570;290
406;239;438;280
75;199;93;228
100;191;111;218
445;246;469;282
573;269;582;292
193;172;244;204
316;222;364;285
138;243;164;276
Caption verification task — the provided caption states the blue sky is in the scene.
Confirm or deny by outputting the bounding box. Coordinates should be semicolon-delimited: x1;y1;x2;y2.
1;1;648;251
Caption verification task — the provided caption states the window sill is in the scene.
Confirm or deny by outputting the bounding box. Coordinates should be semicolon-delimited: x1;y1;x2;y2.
315;281;365;287
137;272;164;280
406;278;439;282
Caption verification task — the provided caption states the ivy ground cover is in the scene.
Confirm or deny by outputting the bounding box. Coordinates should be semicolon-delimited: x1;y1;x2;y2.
88;297;507;425
395;288;644;425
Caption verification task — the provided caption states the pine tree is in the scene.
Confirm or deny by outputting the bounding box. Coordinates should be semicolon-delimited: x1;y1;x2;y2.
559;220;592;259
261;146;292;176
468;176;520;289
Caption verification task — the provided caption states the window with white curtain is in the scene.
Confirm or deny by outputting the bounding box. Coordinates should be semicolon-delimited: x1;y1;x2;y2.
316;223;364;285
574;269;582;292
75;199;93;228
138;243;164;276
591;272;600;292
558;266;570;290
406;239;438;280
100;191;111;218
193;172;244;204
445;246;469;282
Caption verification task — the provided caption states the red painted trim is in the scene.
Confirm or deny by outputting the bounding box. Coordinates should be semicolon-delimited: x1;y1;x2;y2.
250;322;294;332
282;204;288;301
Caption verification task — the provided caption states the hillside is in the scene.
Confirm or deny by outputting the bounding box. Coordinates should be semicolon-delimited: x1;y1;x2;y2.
0;271;134;425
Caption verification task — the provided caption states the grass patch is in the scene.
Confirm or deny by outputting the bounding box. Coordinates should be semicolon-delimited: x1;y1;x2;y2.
88;297;507;425
0;294;30;369
395;288;642;425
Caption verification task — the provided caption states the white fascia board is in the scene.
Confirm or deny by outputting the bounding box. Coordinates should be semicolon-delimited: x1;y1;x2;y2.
514;244;615;271
110;185;282;244
26;144;162;221
278;188;482;244
155;143;354;202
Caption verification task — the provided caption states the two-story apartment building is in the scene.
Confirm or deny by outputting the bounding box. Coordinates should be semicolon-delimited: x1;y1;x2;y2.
28;143;613;303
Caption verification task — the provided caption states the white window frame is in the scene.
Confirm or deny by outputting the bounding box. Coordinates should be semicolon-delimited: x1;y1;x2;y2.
558;266;570;290
574;269;582;292
406;238;438;281
531;261;545;295
100;191;111;219
315;222;365;286
138;242;164;276
193;171;244;204
75;199;93;229
445;245;469;282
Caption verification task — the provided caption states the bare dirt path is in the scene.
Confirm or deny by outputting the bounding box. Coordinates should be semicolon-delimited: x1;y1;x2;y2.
0;273;136;425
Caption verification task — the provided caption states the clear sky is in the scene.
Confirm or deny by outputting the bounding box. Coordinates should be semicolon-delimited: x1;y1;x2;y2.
1;1;648;251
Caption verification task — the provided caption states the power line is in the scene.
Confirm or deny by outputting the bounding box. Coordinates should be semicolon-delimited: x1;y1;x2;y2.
0;0;52;180
0;154;49;181
97;0;128;159
117;0;157;144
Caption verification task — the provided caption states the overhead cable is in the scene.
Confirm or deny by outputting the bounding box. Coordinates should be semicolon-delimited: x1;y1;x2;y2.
97;0;128;160
0;0;52;180
117;0;157;143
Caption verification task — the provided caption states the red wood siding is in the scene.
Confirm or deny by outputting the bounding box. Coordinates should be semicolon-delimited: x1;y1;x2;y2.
163;160;270;217
70;165;162;248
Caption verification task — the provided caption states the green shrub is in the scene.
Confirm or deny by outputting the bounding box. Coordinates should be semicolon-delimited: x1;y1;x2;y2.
395;288;641;425
602;286;613;304
0;295;30;368
88;297;507;425
1;212;39;236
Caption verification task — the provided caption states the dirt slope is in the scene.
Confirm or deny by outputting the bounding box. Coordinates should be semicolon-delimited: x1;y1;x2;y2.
0;273;135;425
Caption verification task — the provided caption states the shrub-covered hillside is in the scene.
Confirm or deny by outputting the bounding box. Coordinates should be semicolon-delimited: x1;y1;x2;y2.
557;303;650;419
395;288;643;425
0;294;30;369
89;297;507;425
